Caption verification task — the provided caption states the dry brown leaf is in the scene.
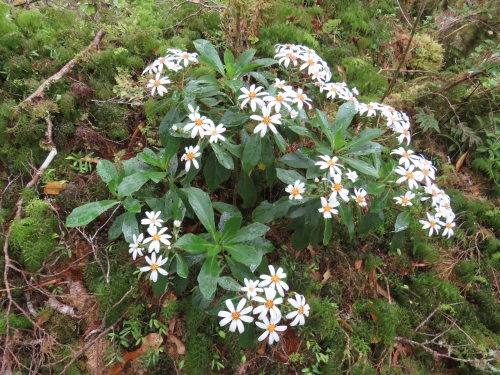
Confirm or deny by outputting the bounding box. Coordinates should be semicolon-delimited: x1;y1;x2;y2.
338;318;354;332
354;259;363;269
257;340;267;355
43;181;67;195
455;151;468;172
321;269;331;285
168;335;186;355
376;283;389;300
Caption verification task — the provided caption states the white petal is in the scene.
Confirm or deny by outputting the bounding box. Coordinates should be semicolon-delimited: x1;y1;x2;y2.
219;316;232;327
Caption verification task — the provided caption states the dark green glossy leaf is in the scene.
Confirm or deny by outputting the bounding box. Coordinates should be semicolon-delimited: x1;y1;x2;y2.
226;257;254;283
395;211;411;232
242;133;262;173
193;39;225;76
228;223;269;243
175;234;211;252
97;160;118;184
203;152;232;190
108;212;125;240
197;255;220;300
276;168;307;184
123;197;141;213
176;252;189;278
66;200;119;227
212;143;234;169
226;244;260;265
236;171;257;208
218;276;242;291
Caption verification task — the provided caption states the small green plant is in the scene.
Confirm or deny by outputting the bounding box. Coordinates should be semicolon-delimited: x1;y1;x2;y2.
65;151;96;173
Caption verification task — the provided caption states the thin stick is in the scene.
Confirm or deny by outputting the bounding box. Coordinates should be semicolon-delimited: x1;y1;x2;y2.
380;0;428;103
22;29;106;104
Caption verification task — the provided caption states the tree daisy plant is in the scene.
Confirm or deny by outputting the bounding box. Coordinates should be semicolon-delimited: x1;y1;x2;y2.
65;40;456;346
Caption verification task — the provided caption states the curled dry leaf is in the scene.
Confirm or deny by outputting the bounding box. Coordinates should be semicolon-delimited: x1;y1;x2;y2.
43;181;67;195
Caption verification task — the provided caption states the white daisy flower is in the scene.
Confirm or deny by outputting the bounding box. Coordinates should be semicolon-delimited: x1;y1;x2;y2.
241;278;263;299
181;145;201;172
129;233;144;260
358;102;381;117
419;212;445;236
143;226;172;253
393;122;411;145
286;293;310;326
183;112;211;139
218;298;254;333
394;191;415;206
395;165;424;190
291;88;312;110
238;84;267;112
146;73;170;96
141;211;164;230
290;110;299;119
173;220;182;228
263;92;293;112
253;287;283;320
318;196;339;218
176;51;198;67
255;316;287;345
326;174;350;202
140;253;168;282
251;106;282;137
202;122;226;143
285;180;305;200
442;214;456;238
345;168;358;182
353;188;367;207
315;155;343;177
275;49;299;68
391;147;419;169
142;62;158;75
258;265;289;297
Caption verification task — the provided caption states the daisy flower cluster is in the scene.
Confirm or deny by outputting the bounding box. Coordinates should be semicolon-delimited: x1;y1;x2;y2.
128;211;175;282
276;43;456;238
218;265;310;345
142;49;198;97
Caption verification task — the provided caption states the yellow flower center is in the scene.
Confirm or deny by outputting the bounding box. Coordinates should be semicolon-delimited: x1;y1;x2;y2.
276;95;284;102
327;160;335;166
298;306;304;314
150;217;156;223
153;234;161;241
298;94;305;101
249;92;256;99
159;58;165;63
402;197;409;205
323;204;332;213
446;223;452;228
308;59;315;65
265;300;274;308
403;152;409;158
291;188;299;196
232;311;240;320
186;152;195;161
404;129;409;135
430;221;436;227
151;263;159;271
271;275;280;283
357;195;364;203
212;129;217;135
183;53;189;58
268;323;276;332
367;104;373;109
334;183;342;191
331;87;338;92
423;169;429;175
406;172;413;179
263;116;271;125
195;118;203;126
154;80;160;87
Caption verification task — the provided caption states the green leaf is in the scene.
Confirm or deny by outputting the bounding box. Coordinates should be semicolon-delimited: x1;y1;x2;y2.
273;132;287;154
175;234;212;252
234;49;256;72
108;212;125;240
335;101;356;133
117;173;150;197
366;182;386;195
224;79;243;92
211;143;234;169
226;257;255;283
152;273;169;297
97;160;118;184
237;171;257;208
348;142;385;156
340;157;379;178
312;109;334;145
176;253;189;278
287;124;322;146
280;150;315;168
193;39;225;76
338;203;354;240
370;191;390;213
222;216;242;241
395;211;411;232
123;197;141;213
252;199;292;223
238;322;255;348
122;212;139;243
136;148;162;168
218;276;242;292
225;244;261;265
242;133;262;173
228;223;269;243
323;218;332;245
339;129;385;152
276;168;307;184
66;200;119;227
182;187;217;239
224;49;235;65
220;107;251;128
260;135;275;168
222;140;243;158
203;152;232;191
143;171;167;183
198;255;220;300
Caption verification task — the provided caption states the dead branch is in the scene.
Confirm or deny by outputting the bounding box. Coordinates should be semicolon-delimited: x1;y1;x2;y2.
46;297;83;320
22;29;106;105
431;70;484;97
164;0;225;31
395;336;496;364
